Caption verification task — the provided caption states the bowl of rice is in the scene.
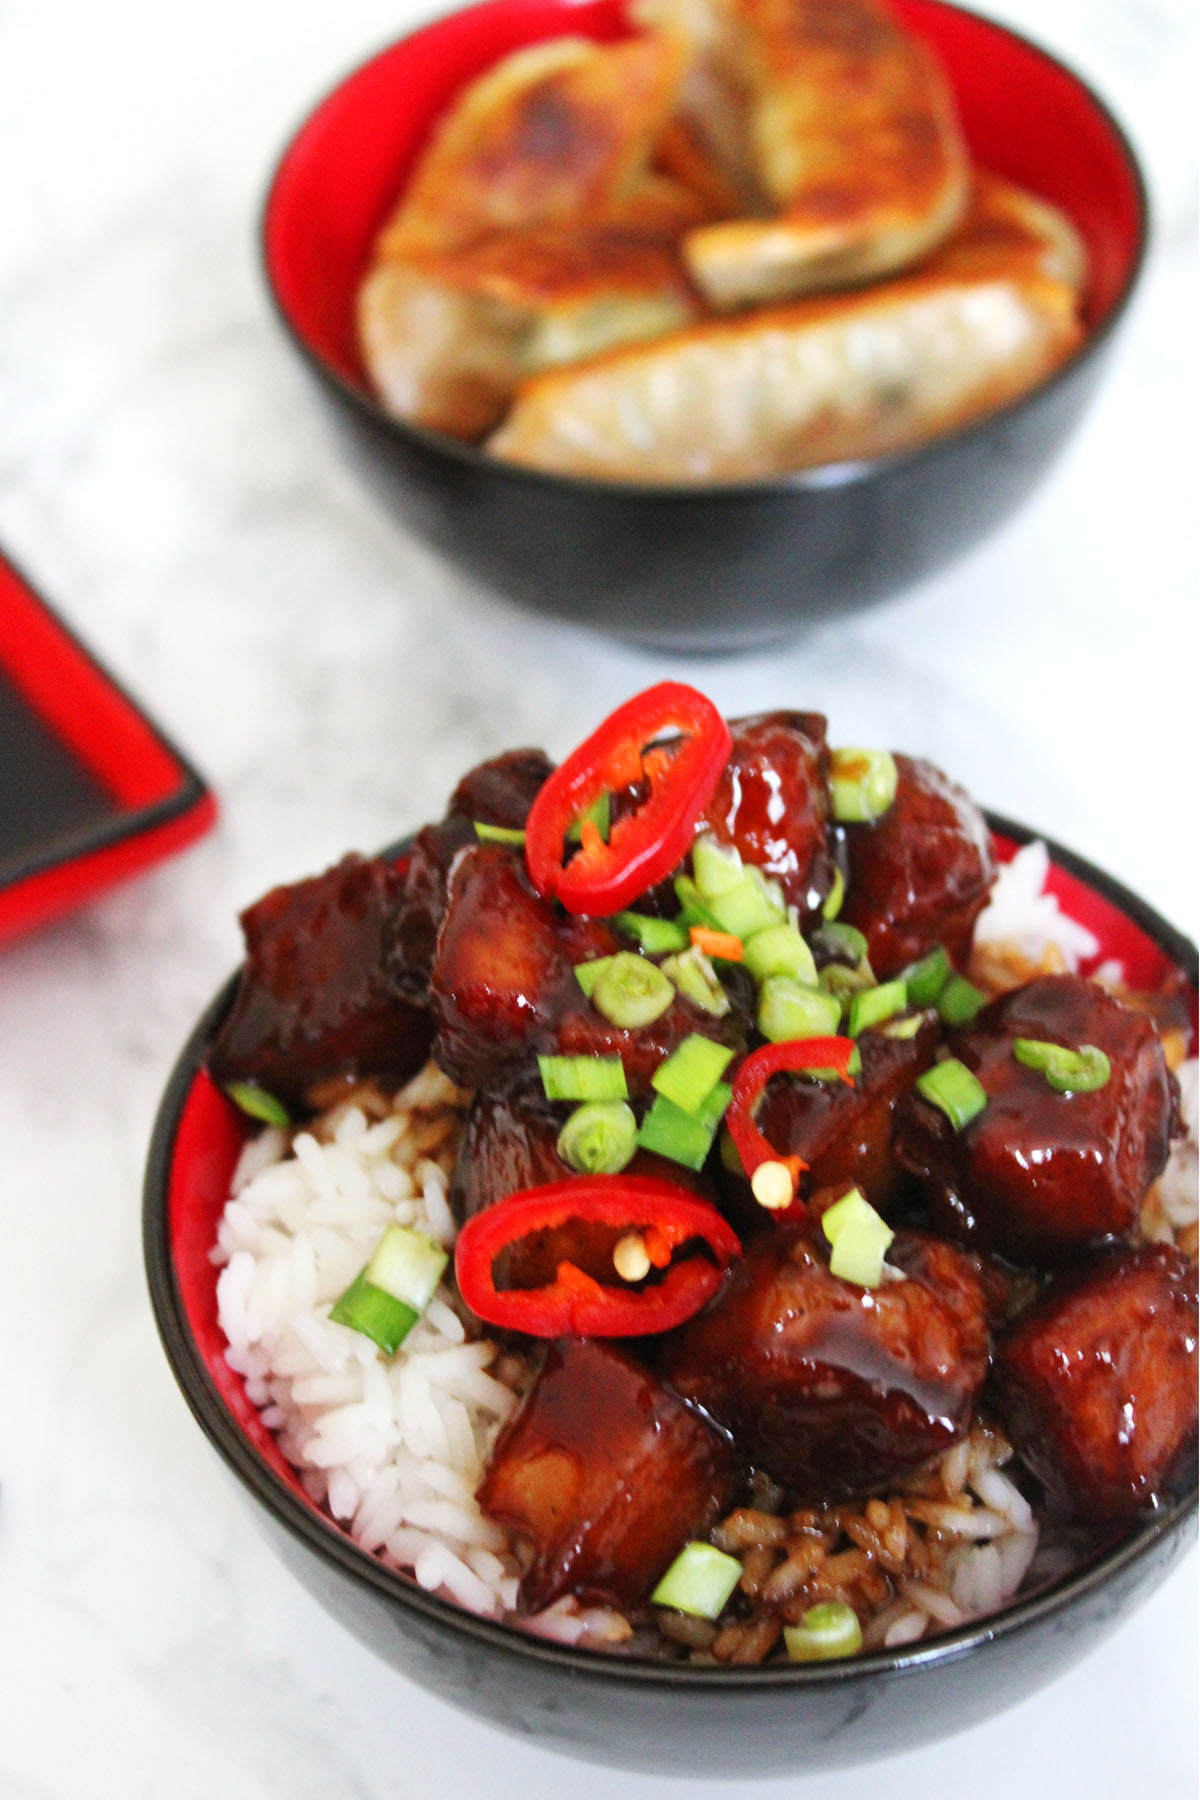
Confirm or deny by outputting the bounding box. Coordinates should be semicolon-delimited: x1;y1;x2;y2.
144;803;1197;1777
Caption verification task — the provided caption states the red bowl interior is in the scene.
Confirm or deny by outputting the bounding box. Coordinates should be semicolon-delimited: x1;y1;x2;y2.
166;830;1195;1527
263;0;1147;396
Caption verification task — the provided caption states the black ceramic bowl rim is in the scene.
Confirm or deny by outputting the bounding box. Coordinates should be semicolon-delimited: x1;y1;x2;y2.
258;0;1150;505
144;812;1197;1697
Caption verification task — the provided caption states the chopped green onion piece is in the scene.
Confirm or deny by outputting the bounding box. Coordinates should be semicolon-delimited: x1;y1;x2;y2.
692;835;745;899
557;1100;638;1174
651;1035;734;1112
538;1053;628;1102
803;1044;863;1082
881;1013;926;1040
758;977;844;1044
224;1080;291;1127
637;1082;731;1171
708;867;787;940
822;865;845;921
812;921;869;966
615;912;691;954
574;956;616;998
821;1187;894;1288
1012;1038;1112;1094
566;790;611;845
591;951;675;1028
847;978;908;1038
901;945;952;1009
938;975;986;1027
818;961;875;1006
673;873;723;931
651;1541;742;1619
472;821;526;845
830;748;899;823
659;946;731;1017
784;1601;863;1662
718;1125;744;1174
916;1057;987;1129
742;922;818;987
329;1225;448;1355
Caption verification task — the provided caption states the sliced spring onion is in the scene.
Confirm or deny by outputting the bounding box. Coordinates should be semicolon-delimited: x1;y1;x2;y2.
821;1187;894;1288
636;1082;731;1171
784;1601;863;1662
847;978;907;1038
742;921;818;987
692;835;745;900
567;790;611;845
673;873;723;931
224;1080;291;1127
652;1035;734;1113
659;946;731;1017
329;1225;448;1354
811;921;869;966
1012;1038;1112;1094
803;1043;863;1082
937;975;986;1028
590;952;675;1028
901;945;952;1009
556;1100;638;1174
538;1053;628;1103
573;955;616;998
651;1541;742;1619
818;962;875;1006
472;821;526;845
881;1012;926;1041
916;1057;987;1129
758;977;843;1044
615;911;691;954
822;864;845;921
708;867;788;941
829;748;898;823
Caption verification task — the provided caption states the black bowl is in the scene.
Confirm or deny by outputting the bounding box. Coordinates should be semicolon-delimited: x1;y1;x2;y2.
144;816;1196;1776
260;0;1148;652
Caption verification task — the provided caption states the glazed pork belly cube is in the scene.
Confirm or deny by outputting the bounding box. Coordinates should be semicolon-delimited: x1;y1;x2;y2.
208;853;432;1105
701;710;837;919
895;974;1175;1263
479;1337;741;1613
391;747;553;999
994;1243;1198;1524
430;842;748;1092
839;753;995;976
658;1223;991;1501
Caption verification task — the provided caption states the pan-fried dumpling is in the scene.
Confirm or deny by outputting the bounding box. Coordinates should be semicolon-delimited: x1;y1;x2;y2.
376;33;689;258
485;172;1085;481
358;214;702;439
658;0;970;308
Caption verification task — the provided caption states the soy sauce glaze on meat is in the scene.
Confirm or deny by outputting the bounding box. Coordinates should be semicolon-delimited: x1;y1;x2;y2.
210;686;1197;1636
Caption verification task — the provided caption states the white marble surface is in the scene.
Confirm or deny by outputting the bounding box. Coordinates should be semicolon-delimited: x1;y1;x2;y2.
0;0;1196;1794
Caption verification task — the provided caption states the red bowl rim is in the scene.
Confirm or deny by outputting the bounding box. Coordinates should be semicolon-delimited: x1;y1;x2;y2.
258;0;1152;501
143;810;1197;1683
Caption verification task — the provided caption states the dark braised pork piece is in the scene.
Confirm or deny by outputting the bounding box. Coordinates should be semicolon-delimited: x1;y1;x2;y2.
430;841;750;1092
993;1243;1198;1524
728;1017;940;1224
479;1337;741;1613
701;711;838;920
838;753;995;976
391;747;554;1000
895;974;1175;1264
209;854;432;1106
658;1223;992;1501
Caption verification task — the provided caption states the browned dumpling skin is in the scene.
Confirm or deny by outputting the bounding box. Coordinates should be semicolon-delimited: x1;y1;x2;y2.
894;975;1176;1264
479;1337;741;1612
208;855;432;1106
430;842;749;1092
839;753;995;977
993;1243;1198;1524
700;710;836;916
658;1223;991;1499
678;0;970;308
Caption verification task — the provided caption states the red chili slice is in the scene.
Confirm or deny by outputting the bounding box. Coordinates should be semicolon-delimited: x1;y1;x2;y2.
453;1175;741;1337
725;1037;857;1194
524;682;732;916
